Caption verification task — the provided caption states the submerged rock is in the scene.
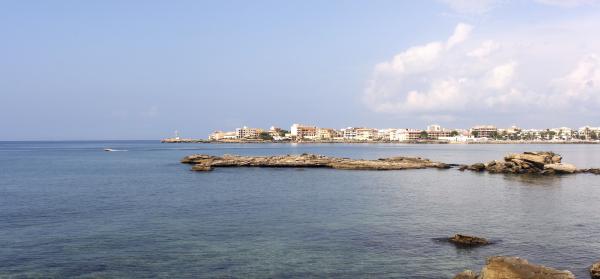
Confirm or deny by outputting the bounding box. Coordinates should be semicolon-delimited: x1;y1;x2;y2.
449;234;489;246
181;153;449;172
591;262;600;279
455;256;575;279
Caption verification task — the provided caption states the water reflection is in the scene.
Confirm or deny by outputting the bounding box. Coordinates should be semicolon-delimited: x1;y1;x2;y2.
501;173;567;186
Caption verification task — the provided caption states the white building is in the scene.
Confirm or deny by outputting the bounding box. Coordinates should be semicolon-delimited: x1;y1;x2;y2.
377;128;397;141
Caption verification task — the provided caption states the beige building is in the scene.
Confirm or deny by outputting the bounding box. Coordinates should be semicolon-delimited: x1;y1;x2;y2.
470;125;498;138
392;129;423;141
209;131;236;140
425;124;452;139
236;126;263;139
316;128;339;140
355;128;378;141
291;124;317;140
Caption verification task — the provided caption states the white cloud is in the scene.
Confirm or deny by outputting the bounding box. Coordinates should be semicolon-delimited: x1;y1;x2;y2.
363;20;600;122
446;23;473;49
467;40;499;58
485;61;516;89
557;55;600;102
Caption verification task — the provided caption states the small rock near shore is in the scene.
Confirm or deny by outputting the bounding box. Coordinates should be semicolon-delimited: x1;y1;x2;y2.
449;234;489;246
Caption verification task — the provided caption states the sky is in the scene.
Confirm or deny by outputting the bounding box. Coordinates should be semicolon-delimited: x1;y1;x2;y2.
2;0;600;140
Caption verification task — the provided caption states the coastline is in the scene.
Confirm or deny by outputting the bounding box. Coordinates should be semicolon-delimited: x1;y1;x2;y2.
161;138;600;144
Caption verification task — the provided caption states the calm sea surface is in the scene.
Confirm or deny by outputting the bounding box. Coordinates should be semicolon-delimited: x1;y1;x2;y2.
1;141;599;278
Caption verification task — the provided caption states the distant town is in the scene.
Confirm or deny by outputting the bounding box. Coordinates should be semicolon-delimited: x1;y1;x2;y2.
161;123;600;144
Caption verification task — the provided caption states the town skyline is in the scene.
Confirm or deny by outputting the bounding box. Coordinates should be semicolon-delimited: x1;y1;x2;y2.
165;122;600;143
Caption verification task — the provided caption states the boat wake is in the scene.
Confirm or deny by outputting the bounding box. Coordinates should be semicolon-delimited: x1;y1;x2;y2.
104;148;128;152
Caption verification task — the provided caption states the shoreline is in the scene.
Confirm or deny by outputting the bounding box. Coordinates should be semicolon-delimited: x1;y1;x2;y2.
162;139;600;144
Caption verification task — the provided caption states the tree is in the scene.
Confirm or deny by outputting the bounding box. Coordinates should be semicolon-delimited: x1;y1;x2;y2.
450;130;459;137
591;132;599;140
471;131;479;138
419;131;429;139
278;130;289;137
258;132;273;140
490;131;499;139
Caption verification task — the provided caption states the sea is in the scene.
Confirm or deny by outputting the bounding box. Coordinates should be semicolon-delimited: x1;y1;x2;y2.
1;141;599;278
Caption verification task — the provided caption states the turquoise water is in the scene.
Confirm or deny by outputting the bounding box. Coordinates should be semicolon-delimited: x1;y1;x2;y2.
1;141;599;278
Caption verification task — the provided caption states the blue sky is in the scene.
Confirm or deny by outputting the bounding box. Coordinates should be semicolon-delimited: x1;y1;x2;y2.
2;0;600;140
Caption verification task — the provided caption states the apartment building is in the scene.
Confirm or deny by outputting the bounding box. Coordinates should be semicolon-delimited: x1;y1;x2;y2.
470;125;498;138
392;129;423;141
377;128;398;141
236;126;263;139
291;124;317;139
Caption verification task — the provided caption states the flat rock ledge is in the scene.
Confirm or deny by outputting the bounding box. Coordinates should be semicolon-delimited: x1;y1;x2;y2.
453;256;575;279
459;151;600;175
181;153;450;171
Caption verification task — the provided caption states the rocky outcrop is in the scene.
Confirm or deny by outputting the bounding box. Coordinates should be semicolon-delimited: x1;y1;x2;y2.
591;262;600;279
181;153;450;171
454;256;575;279
449;234;489;247
182;152;600;175
463;151;598;175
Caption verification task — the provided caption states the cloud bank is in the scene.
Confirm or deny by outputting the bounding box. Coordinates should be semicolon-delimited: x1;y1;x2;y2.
363;20;600;123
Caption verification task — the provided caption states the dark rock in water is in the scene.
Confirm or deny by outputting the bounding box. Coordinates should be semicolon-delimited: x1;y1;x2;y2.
449;234;489;246
453;270;478;279
468;163;486;172
181;153;449;172
454;256;575;279
458;165;469;171
591;262;600;279
191;164;213;171
582;168;600;175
